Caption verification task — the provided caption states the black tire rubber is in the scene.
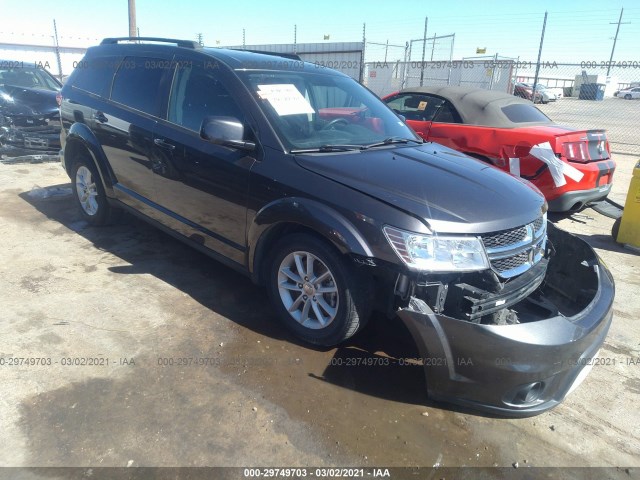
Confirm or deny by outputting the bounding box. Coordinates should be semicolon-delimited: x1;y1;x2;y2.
71;156;121;226
611;217;622;242
267;233;371;346
624;94;632;100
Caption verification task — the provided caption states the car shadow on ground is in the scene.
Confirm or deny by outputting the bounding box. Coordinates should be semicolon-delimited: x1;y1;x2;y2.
548;210;634;255
19;183;434;408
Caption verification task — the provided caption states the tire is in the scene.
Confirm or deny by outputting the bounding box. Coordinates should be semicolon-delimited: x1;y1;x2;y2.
71;156;121;226
625;94;632;100
267;233;371;346
612;217;621;242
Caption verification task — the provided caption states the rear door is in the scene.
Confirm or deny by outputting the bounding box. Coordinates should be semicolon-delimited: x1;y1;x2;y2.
97;54;173;215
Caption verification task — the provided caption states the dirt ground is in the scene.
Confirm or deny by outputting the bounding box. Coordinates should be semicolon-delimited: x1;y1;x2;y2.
0;153;638;477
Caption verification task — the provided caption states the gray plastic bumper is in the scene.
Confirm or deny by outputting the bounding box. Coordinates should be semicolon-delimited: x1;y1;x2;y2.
397;225;615;417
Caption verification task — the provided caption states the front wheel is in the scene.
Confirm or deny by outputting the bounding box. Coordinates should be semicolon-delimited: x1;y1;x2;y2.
625;94;632;100
71;157;121;226
267;234;371;346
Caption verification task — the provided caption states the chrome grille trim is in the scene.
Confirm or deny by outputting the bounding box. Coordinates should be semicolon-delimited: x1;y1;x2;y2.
481;215;547;278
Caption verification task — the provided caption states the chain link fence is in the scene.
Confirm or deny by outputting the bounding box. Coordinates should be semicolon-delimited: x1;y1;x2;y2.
1;16;639;155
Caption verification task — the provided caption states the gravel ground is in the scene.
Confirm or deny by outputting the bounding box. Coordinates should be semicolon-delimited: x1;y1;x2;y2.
0;154;638;478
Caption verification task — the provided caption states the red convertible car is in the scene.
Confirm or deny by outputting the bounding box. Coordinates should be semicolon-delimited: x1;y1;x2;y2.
383;86;615;212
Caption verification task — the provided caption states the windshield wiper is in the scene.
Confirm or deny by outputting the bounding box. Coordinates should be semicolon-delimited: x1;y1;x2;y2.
291;138;423;154
291;144;363;153
360;137;423;150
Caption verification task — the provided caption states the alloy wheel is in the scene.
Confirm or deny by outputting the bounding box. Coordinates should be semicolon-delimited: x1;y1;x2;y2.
277;251;339;329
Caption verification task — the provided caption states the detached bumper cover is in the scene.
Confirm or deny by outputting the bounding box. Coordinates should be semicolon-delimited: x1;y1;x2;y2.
397;225;614;416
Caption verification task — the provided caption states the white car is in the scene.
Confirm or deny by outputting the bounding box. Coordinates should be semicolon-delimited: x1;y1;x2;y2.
532;84;558;103
546;86;564;99
617;87;640;99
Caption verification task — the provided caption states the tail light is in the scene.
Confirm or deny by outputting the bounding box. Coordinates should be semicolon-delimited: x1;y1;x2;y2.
56;93;62;107
562;142;589;162
561;139;610;162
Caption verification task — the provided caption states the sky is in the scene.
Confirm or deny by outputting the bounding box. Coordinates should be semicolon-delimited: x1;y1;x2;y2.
0;0;638;66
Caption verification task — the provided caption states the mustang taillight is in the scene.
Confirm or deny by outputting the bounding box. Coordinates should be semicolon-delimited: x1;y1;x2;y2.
562;142;590;161
562;139;610;162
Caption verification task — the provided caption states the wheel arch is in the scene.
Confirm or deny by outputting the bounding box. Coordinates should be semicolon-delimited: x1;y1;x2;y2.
248;197;374;285
64;123;116;196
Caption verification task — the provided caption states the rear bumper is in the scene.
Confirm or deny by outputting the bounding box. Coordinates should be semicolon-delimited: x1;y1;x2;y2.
547;183;612;212
397;225;615;417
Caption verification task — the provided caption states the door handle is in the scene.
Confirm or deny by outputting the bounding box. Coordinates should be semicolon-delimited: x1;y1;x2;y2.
154;138;176;151
92;111;108;123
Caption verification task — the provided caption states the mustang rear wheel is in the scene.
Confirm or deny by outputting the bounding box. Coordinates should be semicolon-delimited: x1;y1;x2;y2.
267;234;371;346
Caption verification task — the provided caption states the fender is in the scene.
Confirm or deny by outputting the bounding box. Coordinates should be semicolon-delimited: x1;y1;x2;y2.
64;123;117;197
248;197;375;282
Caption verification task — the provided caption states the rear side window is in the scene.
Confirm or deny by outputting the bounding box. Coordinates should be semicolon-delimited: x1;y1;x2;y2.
432;101;462;123
71;57;120;96
111;56;168;116
501;104;551;123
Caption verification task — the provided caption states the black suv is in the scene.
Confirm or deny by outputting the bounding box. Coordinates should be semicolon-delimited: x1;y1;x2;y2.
59;38;614;416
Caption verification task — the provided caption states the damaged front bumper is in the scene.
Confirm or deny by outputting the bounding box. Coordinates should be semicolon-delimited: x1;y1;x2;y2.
397;223;614;417
0;122;61;157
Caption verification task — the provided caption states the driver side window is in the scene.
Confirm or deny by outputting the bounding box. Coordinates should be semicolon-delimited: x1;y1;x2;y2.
168;65;243;132
387;94;444;122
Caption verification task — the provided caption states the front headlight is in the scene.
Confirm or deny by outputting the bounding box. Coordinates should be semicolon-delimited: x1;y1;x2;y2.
383;226;490;272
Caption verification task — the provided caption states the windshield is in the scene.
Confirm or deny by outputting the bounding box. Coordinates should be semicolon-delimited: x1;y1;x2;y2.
0;66;61;91
238;70;419;151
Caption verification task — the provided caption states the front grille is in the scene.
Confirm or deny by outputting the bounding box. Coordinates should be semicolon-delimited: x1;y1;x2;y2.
482;226;528;249
491;251;530;273
481;215;547;278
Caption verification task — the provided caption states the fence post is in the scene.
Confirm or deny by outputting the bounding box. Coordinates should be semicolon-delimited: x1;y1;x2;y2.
420;16;428;86
447;33;455;85
359;23;366;83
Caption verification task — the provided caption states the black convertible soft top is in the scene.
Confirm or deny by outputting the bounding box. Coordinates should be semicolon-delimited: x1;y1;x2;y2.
395;86;554;128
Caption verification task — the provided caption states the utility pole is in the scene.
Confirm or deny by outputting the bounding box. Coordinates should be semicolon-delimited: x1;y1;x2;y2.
607;8;630;77
128;0;136;38
294;25;297;54
242;28;245;49
420;16;428;86
196;33;203;46
52;19;63;81
532;11;548;102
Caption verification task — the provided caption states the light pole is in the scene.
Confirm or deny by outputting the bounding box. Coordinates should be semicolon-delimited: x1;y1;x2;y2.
128;0;137;38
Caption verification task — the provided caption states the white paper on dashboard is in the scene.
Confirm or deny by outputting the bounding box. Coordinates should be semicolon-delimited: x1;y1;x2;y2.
257;84;315;116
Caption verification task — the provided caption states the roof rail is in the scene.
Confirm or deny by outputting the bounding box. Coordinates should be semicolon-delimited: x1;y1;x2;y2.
100;37;201;49
230;49;302;61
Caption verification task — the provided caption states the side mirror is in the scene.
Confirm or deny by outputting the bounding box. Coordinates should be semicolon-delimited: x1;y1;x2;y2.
200;116;256;151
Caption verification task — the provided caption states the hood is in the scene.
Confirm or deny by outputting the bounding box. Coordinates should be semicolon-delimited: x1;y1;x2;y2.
295;143;546;234
0;85;59;117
